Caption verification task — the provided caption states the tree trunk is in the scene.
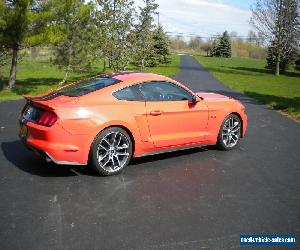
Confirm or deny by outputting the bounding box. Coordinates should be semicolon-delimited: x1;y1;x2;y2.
275;53;280;76
8;45;19;89
59;64;71;85
140;58;145;71
103;58;106;72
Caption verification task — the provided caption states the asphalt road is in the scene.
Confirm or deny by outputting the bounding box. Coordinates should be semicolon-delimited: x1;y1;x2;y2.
0;55;299;249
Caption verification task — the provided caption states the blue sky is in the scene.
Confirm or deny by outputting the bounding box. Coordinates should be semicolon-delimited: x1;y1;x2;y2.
223;0;255;9
137;0;257;38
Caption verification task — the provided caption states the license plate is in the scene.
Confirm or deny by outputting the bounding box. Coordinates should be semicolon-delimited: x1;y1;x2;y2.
19;124;28;139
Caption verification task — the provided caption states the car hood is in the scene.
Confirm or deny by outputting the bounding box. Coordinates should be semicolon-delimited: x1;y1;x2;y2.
196;92;231;101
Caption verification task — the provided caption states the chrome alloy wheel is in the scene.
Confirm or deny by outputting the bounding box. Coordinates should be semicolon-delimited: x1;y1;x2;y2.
221;116;241;148
96;131;130;173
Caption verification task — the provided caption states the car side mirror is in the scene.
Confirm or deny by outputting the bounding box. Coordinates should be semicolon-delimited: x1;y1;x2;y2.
190;95;202;104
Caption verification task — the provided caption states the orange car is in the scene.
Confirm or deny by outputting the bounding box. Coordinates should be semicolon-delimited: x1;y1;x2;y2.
19;72;247;175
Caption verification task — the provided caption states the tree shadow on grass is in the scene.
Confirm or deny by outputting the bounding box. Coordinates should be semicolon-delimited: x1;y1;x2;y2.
244;91;300;118
203;66;262;76
0;74;94;95
227;66;300;78
203;65;300;78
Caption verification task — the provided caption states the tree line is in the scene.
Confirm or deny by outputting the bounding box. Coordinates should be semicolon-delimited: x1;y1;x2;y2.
0;0;170;89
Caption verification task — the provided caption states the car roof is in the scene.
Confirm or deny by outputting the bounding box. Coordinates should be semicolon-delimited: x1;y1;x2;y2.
111;72;170;84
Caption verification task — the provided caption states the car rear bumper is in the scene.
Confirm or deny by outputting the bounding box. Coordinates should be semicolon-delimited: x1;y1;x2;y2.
20;121;91;165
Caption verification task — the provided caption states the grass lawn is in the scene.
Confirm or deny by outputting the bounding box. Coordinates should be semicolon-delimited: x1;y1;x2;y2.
194;55;300;120
0;54;180;101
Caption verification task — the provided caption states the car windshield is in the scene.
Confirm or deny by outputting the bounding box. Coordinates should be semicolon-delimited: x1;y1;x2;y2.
57;77;120;97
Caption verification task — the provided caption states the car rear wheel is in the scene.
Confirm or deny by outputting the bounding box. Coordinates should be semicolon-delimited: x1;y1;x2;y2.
90;127;132;176
217;114;242;150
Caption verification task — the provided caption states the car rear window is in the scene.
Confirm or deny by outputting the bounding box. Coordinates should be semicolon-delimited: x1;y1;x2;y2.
57;77;121;97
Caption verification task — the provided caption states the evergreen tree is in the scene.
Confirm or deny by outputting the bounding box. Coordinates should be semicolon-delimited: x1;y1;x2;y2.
218;31;231;58
0;0;50;88
95;0;135;71
209;39;219;57
49;0;96;83
134;0;158;70
150;24;170;66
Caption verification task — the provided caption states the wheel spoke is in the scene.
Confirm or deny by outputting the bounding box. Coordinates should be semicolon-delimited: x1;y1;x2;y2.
102;138;111;147
117;152;129;156
111;156;116;169
98;151;109;161
99;144;109;151
102;157;111;167
114;155;121;167
116;134;122;146
232;126;241;132
111;132;119;146
117;144;129;150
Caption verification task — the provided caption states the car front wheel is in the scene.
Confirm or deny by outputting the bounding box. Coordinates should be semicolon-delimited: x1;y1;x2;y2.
90;127;132;176
217;114;242;150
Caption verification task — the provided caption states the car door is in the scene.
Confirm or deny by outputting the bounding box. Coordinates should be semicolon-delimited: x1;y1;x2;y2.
139;81;209;148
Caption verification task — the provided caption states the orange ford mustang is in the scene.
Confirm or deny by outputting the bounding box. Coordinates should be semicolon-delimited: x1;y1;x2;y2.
19;72;247;175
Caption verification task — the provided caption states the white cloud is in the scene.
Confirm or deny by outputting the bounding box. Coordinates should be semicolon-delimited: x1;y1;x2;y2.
136;0;252;37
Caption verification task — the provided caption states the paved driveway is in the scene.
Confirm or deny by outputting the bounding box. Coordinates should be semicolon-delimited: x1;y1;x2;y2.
0;55;299;249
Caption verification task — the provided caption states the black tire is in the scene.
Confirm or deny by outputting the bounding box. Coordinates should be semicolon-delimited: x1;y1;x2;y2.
217;114;242;151
90;127;133;176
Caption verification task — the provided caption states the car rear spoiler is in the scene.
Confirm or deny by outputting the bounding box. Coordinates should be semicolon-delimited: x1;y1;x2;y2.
23;95;56;111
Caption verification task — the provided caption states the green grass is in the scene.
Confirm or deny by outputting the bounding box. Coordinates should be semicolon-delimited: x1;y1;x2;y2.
0;54;180;101
194;55;300;120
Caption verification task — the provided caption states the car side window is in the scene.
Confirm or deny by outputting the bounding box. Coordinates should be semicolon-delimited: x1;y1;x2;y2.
139;81;194;102
113;85;144;101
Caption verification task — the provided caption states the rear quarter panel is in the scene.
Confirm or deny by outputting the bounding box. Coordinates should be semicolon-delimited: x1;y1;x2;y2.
57;89;154;159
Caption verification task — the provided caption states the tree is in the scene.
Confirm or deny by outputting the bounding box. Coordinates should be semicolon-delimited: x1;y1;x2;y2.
169;36;188;52
248;30;259;43
251;0;300;75
151;24;170;65
188;36;202;51
134;0;158;70
295;53;300;70
209;39;219;57
210;31;231;57
218;31;231;57
95;0;135;71
266;39;296;72
200;41;212;56
0;1;8;80
0;0;49;88
49;0;96;83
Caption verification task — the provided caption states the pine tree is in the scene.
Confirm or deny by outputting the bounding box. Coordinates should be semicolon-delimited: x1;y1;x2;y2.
150;24;170;66
134;0;158;70
0;0;50;88
218;31;231;58
49;0;96;83
209;39;219;57
95;0;135;71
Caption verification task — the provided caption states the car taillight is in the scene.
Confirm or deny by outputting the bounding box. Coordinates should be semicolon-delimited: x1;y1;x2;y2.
36;110;58;127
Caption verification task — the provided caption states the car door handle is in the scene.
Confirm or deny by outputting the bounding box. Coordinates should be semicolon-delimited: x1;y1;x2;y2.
150;110;162;116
